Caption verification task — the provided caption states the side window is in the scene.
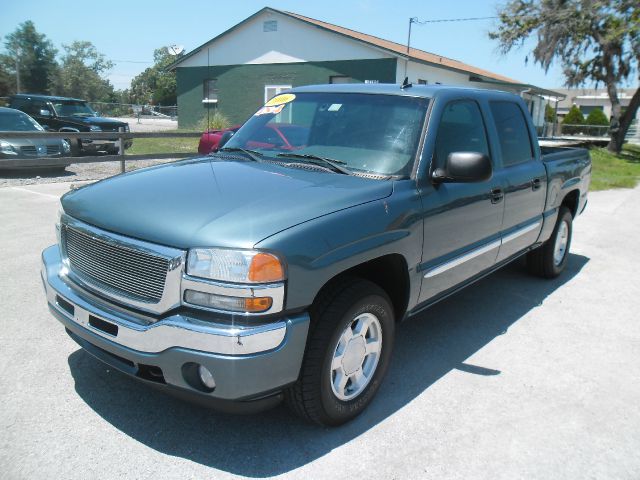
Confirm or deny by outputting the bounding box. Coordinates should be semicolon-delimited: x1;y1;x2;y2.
23;101;47;116
489;101;534;166
434;100;489;167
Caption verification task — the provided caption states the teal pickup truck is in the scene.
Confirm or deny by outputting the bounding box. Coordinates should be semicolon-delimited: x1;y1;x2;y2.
42;84;591;426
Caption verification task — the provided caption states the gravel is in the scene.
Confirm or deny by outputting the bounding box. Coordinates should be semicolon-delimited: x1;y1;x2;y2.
0;158;184;188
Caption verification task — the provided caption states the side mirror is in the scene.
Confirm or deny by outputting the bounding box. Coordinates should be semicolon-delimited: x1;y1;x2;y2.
432;151;492;183
216;130;235;151
39;109;52;117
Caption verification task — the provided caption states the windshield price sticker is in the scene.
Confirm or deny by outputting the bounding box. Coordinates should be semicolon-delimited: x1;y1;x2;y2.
255;104;286;116
328;104;342;111
264;93;296;107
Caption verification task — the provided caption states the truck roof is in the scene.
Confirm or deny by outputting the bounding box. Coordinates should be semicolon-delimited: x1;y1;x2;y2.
11;93;87;103
290;83;517;100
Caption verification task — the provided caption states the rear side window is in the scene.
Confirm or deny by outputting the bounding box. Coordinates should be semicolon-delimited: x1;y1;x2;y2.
489;101;534;166
434;100;489;166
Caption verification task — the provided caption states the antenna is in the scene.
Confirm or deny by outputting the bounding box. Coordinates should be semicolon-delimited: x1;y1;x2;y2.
167;45;184;56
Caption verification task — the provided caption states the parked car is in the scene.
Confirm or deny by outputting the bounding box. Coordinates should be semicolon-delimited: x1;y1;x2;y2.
42;84;591;426
0;107;71;168
198;124;310;154
9;94;132;156
198;126;240;154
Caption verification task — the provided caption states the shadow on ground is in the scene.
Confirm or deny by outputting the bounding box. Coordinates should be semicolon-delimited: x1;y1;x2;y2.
68;254;589;477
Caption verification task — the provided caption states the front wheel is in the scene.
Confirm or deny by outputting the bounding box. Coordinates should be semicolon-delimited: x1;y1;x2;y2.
285;279;395;426
527;206;573;278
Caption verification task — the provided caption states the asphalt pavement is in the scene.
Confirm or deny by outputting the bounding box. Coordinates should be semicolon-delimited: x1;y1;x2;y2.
0;181;639;479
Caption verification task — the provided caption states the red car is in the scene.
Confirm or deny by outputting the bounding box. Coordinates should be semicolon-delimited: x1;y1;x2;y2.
197;126;240;154
198;123;309;154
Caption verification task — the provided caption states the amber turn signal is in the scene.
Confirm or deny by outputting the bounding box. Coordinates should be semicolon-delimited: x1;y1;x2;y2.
243;296;273;312
248;252;285;283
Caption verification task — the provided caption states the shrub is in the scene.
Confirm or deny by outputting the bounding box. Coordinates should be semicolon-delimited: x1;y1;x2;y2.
585;108;609;126
544;104;556;123
197;110;231;131
562;105;586;134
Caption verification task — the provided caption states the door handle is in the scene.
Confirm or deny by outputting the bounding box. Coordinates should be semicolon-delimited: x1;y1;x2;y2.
532;178;542;191
490;187;504;204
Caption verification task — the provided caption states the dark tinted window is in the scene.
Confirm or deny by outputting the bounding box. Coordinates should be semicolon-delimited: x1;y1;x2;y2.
490;101;534;166
434;100;489;166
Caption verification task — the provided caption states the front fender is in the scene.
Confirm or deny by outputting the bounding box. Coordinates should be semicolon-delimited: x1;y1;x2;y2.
255;180;424;312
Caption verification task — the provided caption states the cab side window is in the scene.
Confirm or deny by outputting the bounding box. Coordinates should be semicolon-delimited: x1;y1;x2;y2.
489;101;534;166
434;100;489;167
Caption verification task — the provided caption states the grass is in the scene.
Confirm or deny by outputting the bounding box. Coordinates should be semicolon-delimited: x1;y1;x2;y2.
126;130;200;156
589;143;640;191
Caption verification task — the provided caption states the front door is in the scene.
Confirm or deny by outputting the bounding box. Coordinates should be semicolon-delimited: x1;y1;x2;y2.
418;99;505;303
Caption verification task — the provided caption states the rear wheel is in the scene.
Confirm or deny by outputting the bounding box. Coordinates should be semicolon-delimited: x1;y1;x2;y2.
527;206;573;278
285;278;395;426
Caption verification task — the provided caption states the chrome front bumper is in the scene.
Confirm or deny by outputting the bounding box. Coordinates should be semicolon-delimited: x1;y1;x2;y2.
42;245;309;400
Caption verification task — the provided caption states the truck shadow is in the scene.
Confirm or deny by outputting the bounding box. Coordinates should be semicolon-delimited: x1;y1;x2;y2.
67;253;589;477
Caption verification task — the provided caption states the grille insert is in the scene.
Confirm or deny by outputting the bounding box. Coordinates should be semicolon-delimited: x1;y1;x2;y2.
62;225;169;303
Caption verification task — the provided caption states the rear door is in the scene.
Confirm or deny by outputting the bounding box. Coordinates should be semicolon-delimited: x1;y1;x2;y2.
487;101;546;261
418;98;504;303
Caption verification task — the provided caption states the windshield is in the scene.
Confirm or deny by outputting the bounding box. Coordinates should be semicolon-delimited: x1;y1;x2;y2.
225;92;429;176
0;111;45;132
52;100;96;117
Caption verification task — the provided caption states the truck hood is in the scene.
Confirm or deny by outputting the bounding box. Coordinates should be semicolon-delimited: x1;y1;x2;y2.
61;157;393;249
57;116;127;129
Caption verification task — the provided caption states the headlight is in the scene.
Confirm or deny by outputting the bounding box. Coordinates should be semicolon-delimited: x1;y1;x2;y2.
0;141;17;155
187;248;285;284
61;140;71;153
89;125;102;132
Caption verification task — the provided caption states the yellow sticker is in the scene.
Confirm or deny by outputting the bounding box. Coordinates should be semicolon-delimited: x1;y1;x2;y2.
264;93;295;107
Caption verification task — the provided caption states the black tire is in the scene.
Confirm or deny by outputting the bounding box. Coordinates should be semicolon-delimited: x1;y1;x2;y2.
527;206;573;278
285;278;395;426
66;138;81;157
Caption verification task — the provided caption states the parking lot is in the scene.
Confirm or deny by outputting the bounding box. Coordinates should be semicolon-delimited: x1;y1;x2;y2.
1;180;639;479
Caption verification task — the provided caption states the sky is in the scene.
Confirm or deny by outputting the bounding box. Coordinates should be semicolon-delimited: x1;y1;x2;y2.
2;0;574;92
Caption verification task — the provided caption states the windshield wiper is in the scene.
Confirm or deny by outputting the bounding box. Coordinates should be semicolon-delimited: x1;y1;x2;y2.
276;152;352;175
217;147;263;163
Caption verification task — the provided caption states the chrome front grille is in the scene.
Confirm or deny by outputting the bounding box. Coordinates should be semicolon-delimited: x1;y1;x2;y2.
46;145;60;155
62;225;169;303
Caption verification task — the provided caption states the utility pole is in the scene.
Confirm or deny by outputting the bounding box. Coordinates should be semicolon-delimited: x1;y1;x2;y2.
15;47;22;93
404;17;418;80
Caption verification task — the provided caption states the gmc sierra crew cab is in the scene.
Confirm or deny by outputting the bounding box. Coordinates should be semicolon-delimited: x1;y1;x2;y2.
41;84;591;426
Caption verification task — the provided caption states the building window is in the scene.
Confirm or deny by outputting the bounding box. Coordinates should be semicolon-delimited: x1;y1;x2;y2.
264;85;292;102
203;79;218;103
417;79;428;85
263;20;278;32
330;76;351;84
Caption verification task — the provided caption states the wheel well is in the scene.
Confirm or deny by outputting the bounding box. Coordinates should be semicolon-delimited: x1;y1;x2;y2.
314;254;410;321
561;190;580;217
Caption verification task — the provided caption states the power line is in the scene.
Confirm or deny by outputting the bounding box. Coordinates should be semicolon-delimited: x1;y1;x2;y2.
112;59;153;64
411;16;498;24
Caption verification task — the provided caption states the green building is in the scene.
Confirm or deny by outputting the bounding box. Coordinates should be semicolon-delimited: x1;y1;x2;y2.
170;7;558;129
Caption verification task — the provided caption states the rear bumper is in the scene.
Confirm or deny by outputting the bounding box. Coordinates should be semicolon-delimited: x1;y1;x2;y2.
41;245;309;407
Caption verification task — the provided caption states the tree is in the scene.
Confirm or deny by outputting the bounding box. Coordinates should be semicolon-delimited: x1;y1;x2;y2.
54;41;114;101
490;0;640;153
586;108;610;126
129;47;182;105
1;21;58;95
